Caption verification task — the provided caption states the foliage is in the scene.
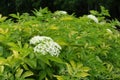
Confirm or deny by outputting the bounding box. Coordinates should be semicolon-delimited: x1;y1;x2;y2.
0;7;120;80
54;60;90;80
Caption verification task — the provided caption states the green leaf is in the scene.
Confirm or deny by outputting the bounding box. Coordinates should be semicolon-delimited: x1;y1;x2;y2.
69;60;76;71
0;57;6;65
75;72;90;78
0;46;3;56
0;15;7;22
22;64;29;70
81;67;90;72
45;77;48;80
76;63;83;69
22;71;34;78
12;50;19;58
24;58;36;69
66;63;73;75
54;75;64;80
15;68;23;78
37;54;50;66
7;42;18;49
24;79;34;80
17;41;22;49
0;65;4;73
47;55;64;64
38;71;46;80
9;13;20;19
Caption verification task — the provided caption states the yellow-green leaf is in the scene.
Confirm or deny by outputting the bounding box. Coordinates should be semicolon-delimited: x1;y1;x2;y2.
54;75;64;80
15;68;23;78
13;50;19;58
82;67;90;72
49;25;59;30
0;57;6;65
22;71;34;78
76;72;90;78
70;60;76;71
66;63;73;75
76;63;83;69
0;66;4;73
60;16;73;21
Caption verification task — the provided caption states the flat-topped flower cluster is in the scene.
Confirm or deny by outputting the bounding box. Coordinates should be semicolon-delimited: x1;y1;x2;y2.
30;36;62;57
87;14;98;23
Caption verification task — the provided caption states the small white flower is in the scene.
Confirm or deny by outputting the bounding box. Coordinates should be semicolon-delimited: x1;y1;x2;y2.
87;14;98;23
30;36;62;57
106;29;113;34
54;11;67;15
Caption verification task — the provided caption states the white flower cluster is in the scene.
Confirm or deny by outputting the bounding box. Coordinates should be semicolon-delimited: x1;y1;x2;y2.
54;11;67;15
87;14;98;23
30;36;62;57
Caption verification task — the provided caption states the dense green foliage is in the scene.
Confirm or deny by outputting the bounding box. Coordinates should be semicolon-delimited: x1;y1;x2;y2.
0;7;120;80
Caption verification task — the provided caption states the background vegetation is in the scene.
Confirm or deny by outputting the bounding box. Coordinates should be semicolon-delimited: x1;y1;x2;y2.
0;0;120;20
